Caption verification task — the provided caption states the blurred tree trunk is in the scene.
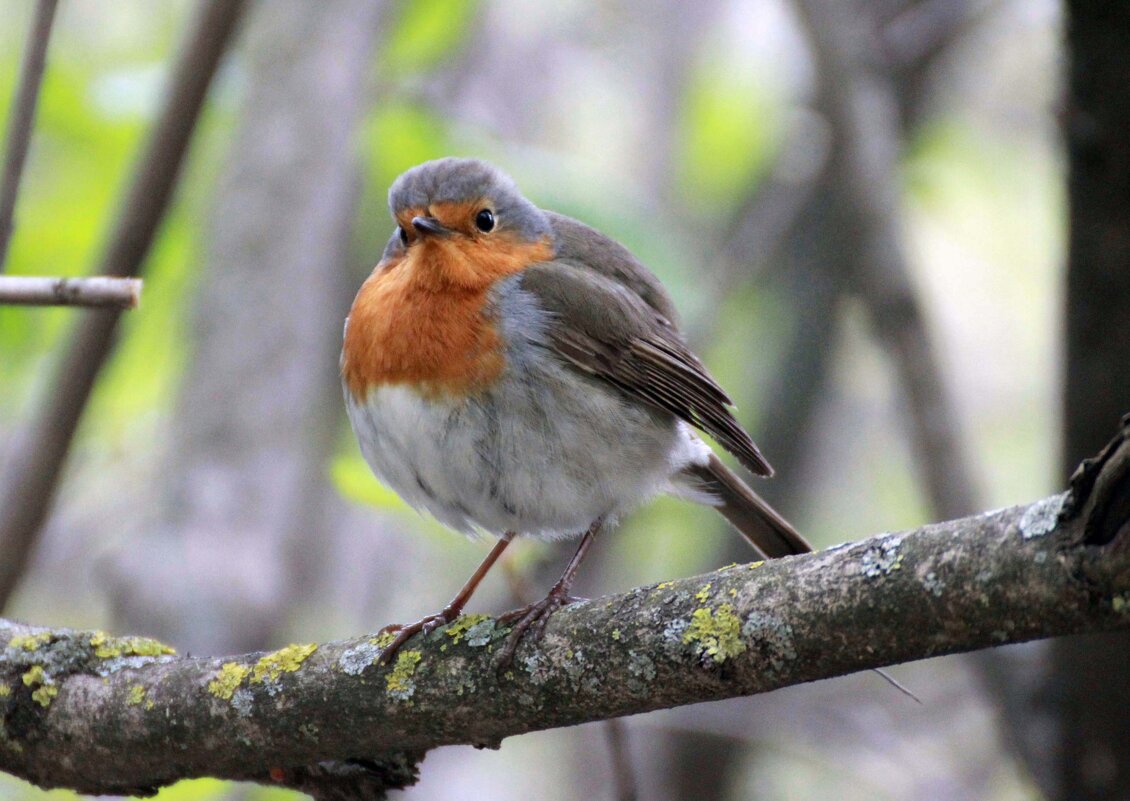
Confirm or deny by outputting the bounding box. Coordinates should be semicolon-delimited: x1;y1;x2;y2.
107;0;385;655
1046;4;1130;800
661;2;986;798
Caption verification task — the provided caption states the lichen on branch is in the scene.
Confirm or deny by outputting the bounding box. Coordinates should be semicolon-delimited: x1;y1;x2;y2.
1;420;1129;799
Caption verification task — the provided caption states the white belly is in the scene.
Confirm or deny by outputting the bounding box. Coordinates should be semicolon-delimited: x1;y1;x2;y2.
344;363;711;539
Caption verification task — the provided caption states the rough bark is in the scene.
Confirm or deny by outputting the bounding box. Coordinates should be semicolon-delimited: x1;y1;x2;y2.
2;418;1129;799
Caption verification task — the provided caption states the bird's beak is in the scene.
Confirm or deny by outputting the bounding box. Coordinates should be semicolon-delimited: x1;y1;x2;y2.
411;215;452;238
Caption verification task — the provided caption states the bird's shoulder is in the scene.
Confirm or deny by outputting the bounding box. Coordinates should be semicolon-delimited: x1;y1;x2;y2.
543;211;680;325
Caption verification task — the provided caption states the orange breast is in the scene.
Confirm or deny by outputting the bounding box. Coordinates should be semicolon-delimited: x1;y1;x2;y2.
342;234;553;400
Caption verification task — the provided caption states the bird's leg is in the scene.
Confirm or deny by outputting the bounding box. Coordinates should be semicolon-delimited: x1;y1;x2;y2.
376;533;513;665
496;517;603;669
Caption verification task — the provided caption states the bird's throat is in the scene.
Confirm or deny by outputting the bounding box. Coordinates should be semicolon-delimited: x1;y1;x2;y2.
341;235;552;400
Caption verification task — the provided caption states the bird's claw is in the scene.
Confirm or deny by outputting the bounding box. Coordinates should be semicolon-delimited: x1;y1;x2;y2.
496;592;586;671
375;609;457;665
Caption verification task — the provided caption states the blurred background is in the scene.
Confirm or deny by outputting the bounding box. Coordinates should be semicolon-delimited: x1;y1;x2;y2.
1;0;1126;799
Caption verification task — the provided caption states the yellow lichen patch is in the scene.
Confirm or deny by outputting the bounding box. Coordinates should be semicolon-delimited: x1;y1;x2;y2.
385;650;422;701
0;685;10;697
694;583;713;602
656;581;675;590
127;684;147;706
21;665;46;688
748;561;765;569
89;631;175;659
444;614;491;645
611;629;622;641
30;685;56;707
371;631;399;649
209;662;251;700
9;632;52;652
251;643;317;685
21;666;56;708
682;605;747;663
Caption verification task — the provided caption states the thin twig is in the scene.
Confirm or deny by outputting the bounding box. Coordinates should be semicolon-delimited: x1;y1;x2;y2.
0;0;58;273
0;276;142;309
0;0;247;610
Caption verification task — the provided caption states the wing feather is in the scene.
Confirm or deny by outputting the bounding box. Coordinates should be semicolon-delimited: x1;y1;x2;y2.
518;262;773;477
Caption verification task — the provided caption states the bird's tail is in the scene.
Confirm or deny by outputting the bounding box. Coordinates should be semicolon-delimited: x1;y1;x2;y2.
683;454;811;558
685;456;921;702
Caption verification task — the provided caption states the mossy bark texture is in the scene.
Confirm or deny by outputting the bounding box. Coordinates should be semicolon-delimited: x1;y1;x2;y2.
2;421;1130;799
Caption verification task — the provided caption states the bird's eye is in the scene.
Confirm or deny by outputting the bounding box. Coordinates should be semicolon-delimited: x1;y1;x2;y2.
398;226;408;246
474;209;495;233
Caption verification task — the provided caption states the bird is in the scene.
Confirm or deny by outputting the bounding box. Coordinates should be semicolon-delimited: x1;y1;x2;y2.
341;157;812;666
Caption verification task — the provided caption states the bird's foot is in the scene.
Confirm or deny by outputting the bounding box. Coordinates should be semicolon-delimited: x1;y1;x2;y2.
495;589;586;671
375;607;459;666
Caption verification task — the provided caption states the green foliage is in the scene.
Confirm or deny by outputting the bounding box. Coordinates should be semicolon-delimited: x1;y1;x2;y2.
608;496;728;588
363;101;451;191
0;7;224;435
0;61;145;414
330;445;411;512
149;778;230;801
906;118;1062;265
676;56;780;211
381;0;479;76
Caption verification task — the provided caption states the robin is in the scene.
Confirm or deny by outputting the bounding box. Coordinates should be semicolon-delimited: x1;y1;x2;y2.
341;157;811;665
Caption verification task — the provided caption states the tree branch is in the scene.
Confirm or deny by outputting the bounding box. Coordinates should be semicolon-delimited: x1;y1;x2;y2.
0;276;141;308
3;418;1130;798
0;0;58;273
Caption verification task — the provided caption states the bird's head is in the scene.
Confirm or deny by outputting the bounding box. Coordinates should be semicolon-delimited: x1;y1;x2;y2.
381;158;553;288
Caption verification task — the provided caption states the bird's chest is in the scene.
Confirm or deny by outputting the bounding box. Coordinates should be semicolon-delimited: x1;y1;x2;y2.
341;270;684;537
341;267;505;400
343;339;683;538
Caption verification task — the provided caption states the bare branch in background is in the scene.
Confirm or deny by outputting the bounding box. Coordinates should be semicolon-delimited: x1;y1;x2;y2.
0;276;141;309
881;0;993;67
604;719;639;801
2;417;1129;797
703;1;987;518
880;0;1000;128
0;0;58;273
794;0;980;521
0;0;247;611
